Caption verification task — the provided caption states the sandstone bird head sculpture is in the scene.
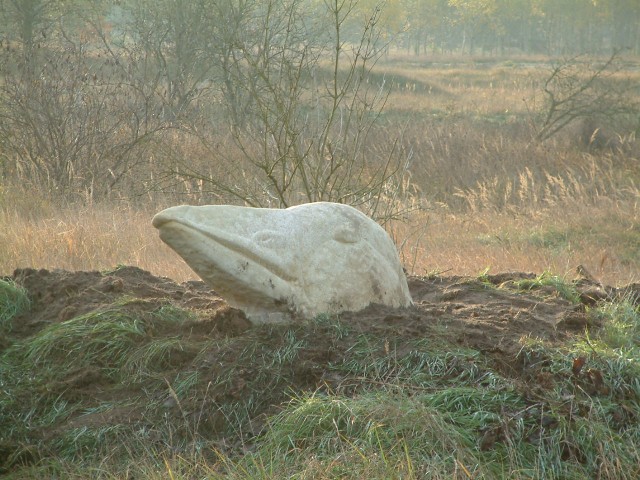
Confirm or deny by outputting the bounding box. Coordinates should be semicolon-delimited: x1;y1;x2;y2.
152;202;412;323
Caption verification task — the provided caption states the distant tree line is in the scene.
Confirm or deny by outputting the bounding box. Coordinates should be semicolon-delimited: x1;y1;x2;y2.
1;0;638;59
399;0;640;56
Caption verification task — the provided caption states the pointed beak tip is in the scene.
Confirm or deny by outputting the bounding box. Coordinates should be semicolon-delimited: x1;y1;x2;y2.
152;213;168;229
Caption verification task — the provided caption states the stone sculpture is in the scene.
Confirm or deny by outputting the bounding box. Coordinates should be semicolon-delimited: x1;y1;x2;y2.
152;202;412;323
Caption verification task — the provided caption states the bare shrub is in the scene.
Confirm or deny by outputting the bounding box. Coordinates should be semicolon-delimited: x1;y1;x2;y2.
156;0;416;222
535;50;640;143
0;27;168;200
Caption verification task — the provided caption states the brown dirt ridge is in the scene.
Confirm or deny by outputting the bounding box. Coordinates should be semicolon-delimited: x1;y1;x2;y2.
1;266;639;473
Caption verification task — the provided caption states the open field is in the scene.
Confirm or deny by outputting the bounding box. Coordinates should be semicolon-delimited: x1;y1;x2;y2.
2;54;638;284
1;54;640;478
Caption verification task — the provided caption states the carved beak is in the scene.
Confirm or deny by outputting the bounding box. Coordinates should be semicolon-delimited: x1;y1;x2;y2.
153;205;298;313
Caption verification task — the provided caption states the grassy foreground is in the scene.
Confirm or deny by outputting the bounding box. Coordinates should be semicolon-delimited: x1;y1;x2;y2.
1;271;639;479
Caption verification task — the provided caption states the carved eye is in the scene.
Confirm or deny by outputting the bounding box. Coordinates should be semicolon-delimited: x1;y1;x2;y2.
333;226;358;244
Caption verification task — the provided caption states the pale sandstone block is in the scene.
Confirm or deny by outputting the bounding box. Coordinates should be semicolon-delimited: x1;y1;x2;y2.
153;202;412;323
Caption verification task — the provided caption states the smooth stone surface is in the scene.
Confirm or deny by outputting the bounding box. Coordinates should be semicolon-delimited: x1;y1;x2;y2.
152;202;412;323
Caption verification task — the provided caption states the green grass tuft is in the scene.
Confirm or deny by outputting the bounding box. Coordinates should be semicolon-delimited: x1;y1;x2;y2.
21;308;147;378
511;271;581;303
0;278;31;330
589;298;640;350
233;391;483;478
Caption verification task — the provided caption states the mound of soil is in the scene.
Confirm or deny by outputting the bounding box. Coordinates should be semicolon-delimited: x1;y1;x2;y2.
9;265;636;361
2;266;638;471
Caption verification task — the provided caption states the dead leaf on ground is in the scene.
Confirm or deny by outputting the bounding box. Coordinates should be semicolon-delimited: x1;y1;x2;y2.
572;357;586;376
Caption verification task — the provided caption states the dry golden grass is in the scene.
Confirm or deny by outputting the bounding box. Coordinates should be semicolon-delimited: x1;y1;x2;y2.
380;65;544;116
393;201;639;286
0;195;197;282
2;185;637;287
391;152;640;286
2;55;638;287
